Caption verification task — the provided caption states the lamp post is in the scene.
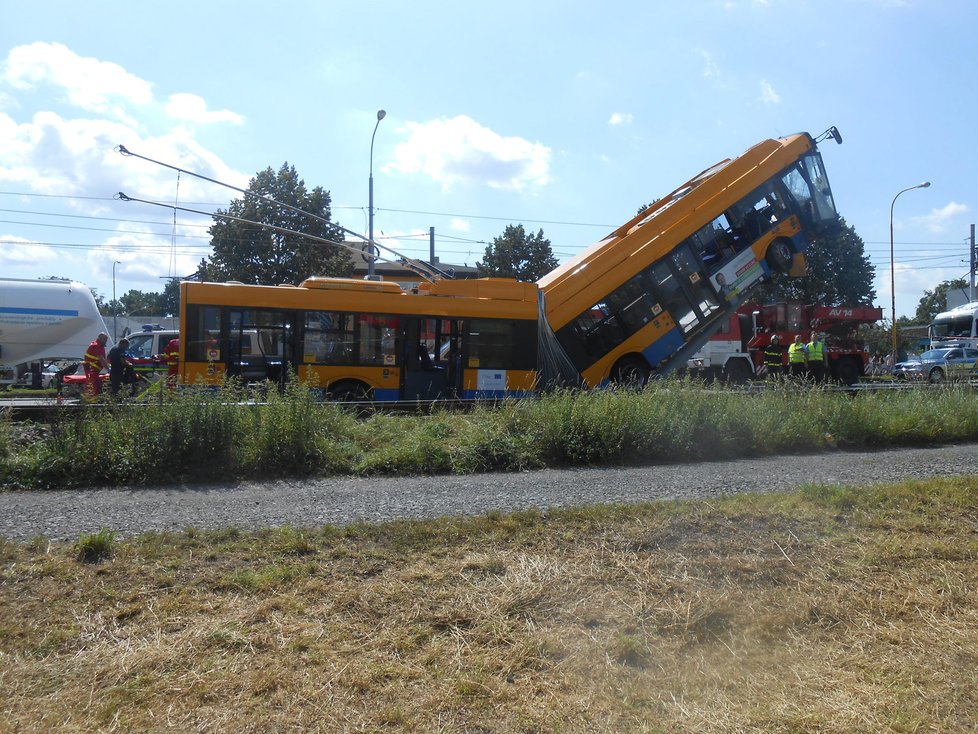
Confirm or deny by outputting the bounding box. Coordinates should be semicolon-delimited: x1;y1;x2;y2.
367;109;386;280
889;181;930;363
112;260;122;342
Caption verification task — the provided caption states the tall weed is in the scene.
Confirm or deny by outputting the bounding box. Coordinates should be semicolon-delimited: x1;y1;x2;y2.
8;381;978;488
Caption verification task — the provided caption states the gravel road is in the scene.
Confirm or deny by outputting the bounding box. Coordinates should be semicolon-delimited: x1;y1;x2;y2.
2;443;977;542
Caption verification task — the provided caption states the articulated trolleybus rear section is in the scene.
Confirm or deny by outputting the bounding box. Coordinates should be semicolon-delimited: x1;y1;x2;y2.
537;129;843;388
178;277;541;402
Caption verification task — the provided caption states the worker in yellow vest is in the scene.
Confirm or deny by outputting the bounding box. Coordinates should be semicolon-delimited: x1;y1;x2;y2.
787;334;808;379
807;332;828;383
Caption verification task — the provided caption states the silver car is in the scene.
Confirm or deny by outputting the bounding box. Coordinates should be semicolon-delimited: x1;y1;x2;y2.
892;347;978;383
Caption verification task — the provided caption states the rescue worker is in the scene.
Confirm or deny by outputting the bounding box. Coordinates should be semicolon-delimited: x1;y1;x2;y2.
807;332;829;383
83;332;110;396
161;336;180;388
107;337;136;397
763;334;785;379
787;334;808;379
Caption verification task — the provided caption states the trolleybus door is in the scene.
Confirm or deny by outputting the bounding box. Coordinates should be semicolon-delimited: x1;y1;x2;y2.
649;244;721;337
402;317;449;400
226;309;299;388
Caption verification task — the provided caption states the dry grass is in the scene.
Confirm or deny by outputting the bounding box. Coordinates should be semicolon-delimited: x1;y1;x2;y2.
1;478;977;733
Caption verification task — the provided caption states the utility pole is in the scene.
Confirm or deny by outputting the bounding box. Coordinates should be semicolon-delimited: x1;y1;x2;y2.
968;224;975;303
429;226;435;264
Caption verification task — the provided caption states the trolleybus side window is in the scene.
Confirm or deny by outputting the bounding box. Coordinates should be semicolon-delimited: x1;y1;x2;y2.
304;311;355;364
467;319;536;370
357;315;399;366
186;306;220;362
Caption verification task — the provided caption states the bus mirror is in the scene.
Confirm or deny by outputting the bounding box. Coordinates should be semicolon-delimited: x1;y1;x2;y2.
815;126;843;145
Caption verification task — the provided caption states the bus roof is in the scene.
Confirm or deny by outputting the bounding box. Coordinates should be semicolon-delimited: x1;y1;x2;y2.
536;132;815;307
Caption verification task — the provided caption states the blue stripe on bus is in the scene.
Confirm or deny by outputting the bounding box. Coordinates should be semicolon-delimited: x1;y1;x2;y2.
460;389;534;399
641;327;685;367
0;306;80;317
373;388;401;402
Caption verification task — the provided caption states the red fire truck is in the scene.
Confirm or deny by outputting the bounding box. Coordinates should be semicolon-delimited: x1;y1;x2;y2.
689;302;883;384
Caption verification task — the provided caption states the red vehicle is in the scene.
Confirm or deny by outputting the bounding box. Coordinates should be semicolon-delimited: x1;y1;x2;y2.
688;302;883;384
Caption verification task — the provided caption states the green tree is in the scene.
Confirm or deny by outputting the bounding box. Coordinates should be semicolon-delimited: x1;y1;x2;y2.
207;163;352;285
102;281;181;318
914;278;968;323
752;217;875;306
477;224;559;282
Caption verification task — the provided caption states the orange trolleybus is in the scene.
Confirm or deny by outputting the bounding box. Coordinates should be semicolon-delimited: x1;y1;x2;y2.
178;276;540;401
537;129;843;387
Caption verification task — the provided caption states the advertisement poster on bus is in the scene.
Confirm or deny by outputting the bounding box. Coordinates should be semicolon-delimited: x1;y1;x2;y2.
709;249;763;303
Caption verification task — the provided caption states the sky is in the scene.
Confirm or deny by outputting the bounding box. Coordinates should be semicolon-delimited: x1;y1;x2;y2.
1;0;975;322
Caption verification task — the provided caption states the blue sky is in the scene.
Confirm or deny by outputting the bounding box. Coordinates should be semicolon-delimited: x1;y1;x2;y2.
1;0;974;320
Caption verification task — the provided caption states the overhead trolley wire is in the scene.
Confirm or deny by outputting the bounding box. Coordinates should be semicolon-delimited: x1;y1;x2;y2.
115;145;453;283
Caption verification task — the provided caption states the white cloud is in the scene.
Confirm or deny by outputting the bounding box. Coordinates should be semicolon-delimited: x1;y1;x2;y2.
0;234;59;267
608;112;633;126
449;218;470;233
915;201;969;233
2;42;152;123
0;43;250;287
698;49;720;78
759;79;781;104
165;93;244;126
387;115;552;192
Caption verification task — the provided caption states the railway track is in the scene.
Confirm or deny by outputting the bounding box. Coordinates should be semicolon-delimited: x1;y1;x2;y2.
0;378;973;421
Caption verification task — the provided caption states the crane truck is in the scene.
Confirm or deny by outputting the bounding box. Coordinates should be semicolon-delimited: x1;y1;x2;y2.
689;301;883;384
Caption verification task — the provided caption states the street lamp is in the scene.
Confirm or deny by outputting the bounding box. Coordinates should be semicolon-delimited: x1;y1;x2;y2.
367;109;386;280
112;260;122;342
889;181;930;363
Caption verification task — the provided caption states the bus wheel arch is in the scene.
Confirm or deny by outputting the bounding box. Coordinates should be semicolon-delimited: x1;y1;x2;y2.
326;379;372;402
765;237;795;274
610;355;651;388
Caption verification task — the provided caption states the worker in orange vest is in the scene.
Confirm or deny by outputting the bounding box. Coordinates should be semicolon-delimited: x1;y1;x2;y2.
83;332;109;396
162;336;180;387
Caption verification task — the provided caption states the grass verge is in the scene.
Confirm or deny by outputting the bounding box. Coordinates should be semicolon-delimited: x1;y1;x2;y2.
6;380;978;489
1;476;976;732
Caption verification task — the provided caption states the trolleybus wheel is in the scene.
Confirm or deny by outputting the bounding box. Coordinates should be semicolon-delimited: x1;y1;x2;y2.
765;238;794;274
722;358;753;384
835;357;860;386
327;380;371;402
611;357;650;388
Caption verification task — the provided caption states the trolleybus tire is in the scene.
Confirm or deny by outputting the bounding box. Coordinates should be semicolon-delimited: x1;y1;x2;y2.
722;358;753;384
610;357;650;388
326;380;372;402
834;357;860;386
765;238;794;274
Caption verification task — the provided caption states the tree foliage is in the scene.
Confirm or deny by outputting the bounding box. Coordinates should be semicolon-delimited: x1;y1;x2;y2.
751;217;876;306
477;224;559;282
914;278;968;323
102;281;180;318
205;163;352;285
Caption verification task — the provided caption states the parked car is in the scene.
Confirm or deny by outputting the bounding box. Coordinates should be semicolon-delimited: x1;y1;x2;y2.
892;347;978;383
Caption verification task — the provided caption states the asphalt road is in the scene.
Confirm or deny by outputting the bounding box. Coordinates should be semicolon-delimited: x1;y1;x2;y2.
2;443;977;542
